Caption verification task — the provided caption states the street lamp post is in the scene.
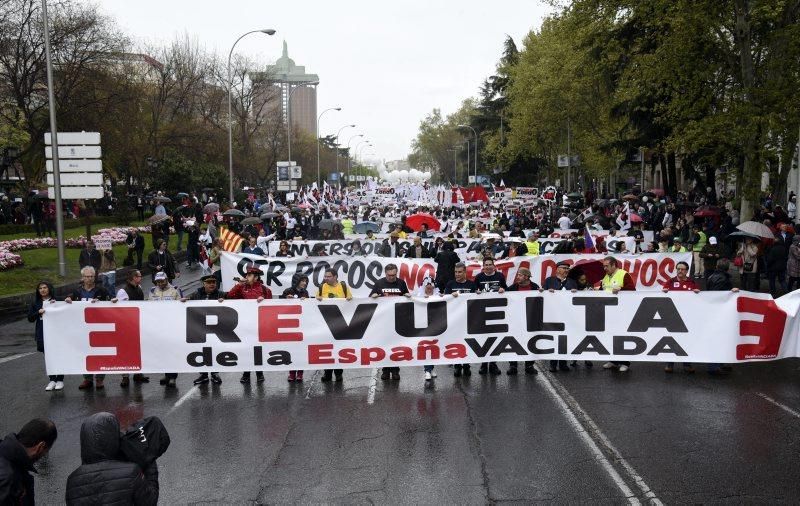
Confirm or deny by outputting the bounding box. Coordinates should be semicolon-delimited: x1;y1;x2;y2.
41;0;66;277
354;142;371;181
346;134;363;185
317;107;341;187
286;80;319;166
457;124;478;184
447;146;462;185
334;124;356;184
228;28;276;204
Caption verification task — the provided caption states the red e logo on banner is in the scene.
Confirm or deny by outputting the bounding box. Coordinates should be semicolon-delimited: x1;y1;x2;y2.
736;297;787;360
85;307;142;371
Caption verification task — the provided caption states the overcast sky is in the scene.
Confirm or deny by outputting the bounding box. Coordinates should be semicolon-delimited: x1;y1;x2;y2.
89;0;553;162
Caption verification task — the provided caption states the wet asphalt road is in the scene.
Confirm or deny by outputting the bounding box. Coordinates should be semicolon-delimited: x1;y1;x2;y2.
1;269;799;504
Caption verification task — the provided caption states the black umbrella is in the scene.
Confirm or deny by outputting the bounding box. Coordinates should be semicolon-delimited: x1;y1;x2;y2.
201;187;216;192
222;209;245;217
725;231;761;242
202;203;219;214
241;217;261;225
260;212;279;219
318;219;341;231
153;195;172;203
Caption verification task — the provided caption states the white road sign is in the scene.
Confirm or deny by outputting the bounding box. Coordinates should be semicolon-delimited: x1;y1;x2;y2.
48;186;104;199
46;159;102;173
46;173;103;186
44;132;101;145
45;145;102;159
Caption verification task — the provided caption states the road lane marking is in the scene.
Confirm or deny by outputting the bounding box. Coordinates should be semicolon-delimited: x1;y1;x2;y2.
539;371;662;505
366;367;379;405
757;393;800;418
167;386;199;416
304;370;319;399
0;352;36;365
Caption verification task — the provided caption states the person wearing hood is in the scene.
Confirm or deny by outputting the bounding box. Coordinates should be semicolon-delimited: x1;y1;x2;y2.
27;281;62;391
65;412;159;505
0;418;57;505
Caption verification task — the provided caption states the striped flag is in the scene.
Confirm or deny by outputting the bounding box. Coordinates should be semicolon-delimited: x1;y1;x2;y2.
218;226;244;252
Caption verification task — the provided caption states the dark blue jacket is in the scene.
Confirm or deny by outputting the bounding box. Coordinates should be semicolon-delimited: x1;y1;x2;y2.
27;282;55;353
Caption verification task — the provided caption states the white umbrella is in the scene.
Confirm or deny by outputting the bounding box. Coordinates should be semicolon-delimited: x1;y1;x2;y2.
736;221;775;239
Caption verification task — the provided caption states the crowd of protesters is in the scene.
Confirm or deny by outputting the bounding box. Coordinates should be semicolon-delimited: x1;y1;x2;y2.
24;184;800;392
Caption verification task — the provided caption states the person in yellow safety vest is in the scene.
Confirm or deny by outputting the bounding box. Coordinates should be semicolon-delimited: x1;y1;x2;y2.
525;233;540;256
598;256;635;372
341;215;354;235
669;239;688;253
690;225;707;278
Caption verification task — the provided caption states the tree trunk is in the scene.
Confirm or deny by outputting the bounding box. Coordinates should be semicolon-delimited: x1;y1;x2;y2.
667;152;678;196
734;0;760;220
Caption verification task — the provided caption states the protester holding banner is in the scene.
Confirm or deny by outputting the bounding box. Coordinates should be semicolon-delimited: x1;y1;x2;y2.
282;276;310;382
543;261;577;373
185;275;226;386
316;268;351;382
28;281;62;391
371;264;411;380
507;268;540;376
65;267;111;390
444;263;477;377
661;261;699;374
227;267;272;384
474;258;507;375
599;257;635;372
149;272;183;388
115;270;150;388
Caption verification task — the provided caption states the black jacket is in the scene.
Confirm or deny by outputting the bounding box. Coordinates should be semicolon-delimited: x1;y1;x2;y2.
65;413;159;506
189;287;226;300
125;233;145;252
706;269;734;291
0;433;35;506
78;249;102;271
146;250;178;282
27;282;55;352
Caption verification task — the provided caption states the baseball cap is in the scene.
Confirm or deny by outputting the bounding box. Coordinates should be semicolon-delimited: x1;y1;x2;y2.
154;272;167;281
709;237;718;245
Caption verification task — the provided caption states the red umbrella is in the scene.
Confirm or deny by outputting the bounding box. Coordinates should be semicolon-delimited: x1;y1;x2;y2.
648;188;665;197
629;213;643;223
693;206;721;218
568;259;605;285
406;213;441;231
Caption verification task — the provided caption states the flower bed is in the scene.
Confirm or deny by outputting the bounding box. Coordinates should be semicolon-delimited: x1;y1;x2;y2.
0;226;152;271
0;248;23;270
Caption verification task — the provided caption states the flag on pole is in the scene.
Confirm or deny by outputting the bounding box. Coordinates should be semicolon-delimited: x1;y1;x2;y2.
219;226;244;252
616;202;631;230
584;225;595;252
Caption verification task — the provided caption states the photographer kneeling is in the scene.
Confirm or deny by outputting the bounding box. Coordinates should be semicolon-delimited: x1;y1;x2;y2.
66;412;163;505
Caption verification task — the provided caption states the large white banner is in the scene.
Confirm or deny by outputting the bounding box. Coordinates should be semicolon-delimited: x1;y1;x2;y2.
272;235;638;257
42;291;800;374
221;252;693;295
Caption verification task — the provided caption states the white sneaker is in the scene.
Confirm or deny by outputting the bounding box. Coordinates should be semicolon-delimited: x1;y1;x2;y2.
424;371;432;381
431;371;437;378
54;381;64;390
619;365;629;372
45;381;56;391
602;362;617;369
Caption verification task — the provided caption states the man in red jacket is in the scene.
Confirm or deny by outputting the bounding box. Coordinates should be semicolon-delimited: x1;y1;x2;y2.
227;266;272;383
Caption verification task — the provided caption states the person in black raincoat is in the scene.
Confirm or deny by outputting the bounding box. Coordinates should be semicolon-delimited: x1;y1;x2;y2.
27;281;62;391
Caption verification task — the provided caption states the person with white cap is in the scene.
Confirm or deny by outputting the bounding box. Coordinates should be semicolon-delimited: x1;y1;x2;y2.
149;271;184;388
699;236;723;282
415;276;440;381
